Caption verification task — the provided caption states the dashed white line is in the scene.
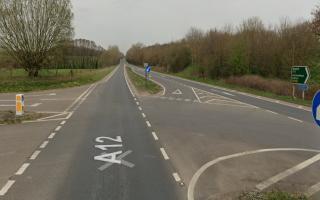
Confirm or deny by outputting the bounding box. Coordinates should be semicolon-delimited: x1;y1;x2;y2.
40;141;49;149
305;182;320;197
30;150;41;160
48;133;56;139
142;113;146;118
146;121;151;127
136;102;140;106
173;173;182;182
160;148;170;160
15;163;30;175
0;180;15;196
223;92;235;96
55;126;62;132
256;153;320;191
185;99;191;102
60;121;66;125
265;110;278;115
138;106;142;111
288;117;303;123
152;132;159;141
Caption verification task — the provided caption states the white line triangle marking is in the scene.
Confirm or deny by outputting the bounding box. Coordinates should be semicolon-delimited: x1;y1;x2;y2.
172;89;182;95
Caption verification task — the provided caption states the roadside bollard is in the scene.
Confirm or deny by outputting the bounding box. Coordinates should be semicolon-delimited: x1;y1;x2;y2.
16;94;24;116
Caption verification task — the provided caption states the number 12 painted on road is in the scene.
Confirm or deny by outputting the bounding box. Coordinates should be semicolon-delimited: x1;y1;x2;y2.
94;136;123;164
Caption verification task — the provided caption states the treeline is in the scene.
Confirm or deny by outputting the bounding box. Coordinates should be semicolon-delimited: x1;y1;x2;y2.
126;17;320;82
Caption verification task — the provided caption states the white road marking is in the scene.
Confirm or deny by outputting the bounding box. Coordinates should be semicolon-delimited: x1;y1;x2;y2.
256;153;320;191
142;113;146;118
185;99;191;102
124;66;136;97
152;132;159;140
40;141;49;149
29;103;42;107
172;89;182;95
187;148;320;200
136;102;140;106
48;133;56;139
55;126;62;131
288;117;303;123
305;182;320;197
134;98;137;101
15;163;30;175
138;106;142;111
223;92;235;96
146;121;151;127
173;173;182;182
30;150;41;160
191;87;201;103
60;121;66;125
265;110;278;115
160;148;170;160
0;180;15;196
176;98;182;101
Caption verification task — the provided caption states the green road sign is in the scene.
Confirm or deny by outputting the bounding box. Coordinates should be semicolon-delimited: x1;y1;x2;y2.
291;66;310;84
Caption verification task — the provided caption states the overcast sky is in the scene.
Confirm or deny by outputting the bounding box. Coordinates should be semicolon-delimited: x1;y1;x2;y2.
72;0;319;52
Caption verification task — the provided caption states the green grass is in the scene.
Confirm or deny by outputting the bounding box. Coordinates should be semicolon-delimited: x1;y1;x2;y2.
0;111;49;124
163;65;312;107
0;67;115;93
126;67;162;95
239;191;308;200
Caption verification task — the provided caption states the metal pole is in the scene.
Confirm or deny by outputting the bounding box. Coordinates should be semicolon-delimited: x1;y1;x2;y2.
292;85;296;99
302;90;305;101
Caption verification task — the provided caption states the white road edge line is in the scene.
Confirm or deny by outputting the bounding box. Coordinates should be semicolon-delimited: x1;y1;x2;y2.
60;121;66;125
265;110;279;115
223;92;235;96
305;182;320;197
160;148;170;160
48;133;56;139
30;150;41;160
146;121;151;127
40;141;49;149
15;163;30;175
173;173;182;182
55;126;62;132
152;132;159;141
0;180;15;196
256;153;320;191
288;117;303;123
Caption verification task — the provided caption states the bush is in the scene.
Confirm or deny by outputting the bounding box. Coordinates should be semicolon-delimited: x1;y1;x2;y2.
239;191;308;200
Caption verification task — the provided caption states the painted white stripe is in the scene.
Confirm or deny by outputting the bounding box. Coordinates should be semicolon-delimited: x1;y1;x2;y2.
30;150;41;160
0;180;15;196
256;153;320;191
146;121;151;127
160;148;170;160
288;117;303;123
152;132;159;140
223;92;235;96
142;113;146;118
138;106;142;111
185;99;191;102
60;121;66;125
265;110;278;115
173;173;182;182
305;182;320;197
191;87;201;103
48;133;56;139
136;102;140;106
40;141;49;149
15;163;30;175
55;126;62;131
29;103;42;107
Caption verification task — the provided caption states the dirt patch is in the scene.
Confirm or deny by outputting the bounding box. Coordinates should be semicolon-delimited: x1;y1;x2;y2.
0;111;50;125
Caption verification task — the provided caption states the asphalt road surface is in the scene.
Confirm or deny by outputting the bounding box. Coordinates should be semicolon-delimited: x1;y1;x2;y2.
1;60;320;200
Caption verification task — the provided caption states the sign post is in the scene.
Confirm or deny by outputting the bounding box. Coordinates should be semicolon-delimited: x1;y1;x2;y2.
16;94;24;116
145;65;151;87
312;90;320;127
291;66;310;99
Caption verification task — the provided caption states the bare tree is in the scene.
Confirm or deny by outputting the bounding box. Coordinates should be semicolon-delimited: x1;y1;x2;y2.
0;0;73;77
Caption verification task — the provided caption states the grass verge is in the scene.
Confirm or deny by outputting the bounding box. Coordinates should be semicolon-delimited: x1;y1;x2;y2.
126;67;162;95
239;191;308;200
0;67;115;93
0;111;49;124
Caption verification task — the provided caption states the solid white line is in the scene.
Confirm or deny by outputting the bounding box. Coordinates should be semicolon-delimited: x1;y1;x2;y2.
124;67;136;97
191;87;201;103
0;180;15;196
146;121;151;127
138;106;142;111
48;133;56;139
288;117;303;123
55;126;62;132
305;182;320;197
173;173;182;182
40;141;49;149
30;150;41;160
152;132;159;140
142;113;146;118
15;163;30;175
60;121;66;125
256;153;320;191
265;110;279;115
160;148;170;160
223;92;234;96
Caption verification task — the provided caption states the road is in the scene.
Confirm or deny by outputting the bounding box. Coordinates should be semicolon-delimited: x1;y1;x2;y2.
1;60;320;200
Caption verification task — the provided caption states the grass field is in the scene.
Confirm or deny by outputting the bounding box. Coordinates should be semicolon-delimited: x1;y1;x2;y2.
126;67;162;95
0;67;115;93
